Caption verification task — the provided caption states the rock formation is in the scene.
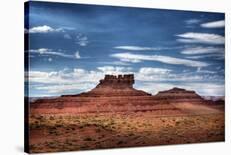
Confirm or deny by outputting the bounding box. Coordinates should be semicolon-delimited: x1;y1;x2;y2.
31;74;178;114
154;87;205;104
62;74;151;97
30;74;222;115
98;74;134;89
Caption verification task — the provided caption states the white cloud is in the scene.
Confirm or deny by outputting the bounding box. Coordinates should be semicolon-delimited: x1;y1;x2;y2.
27;66;132;95
176;32;225;44
185;19;201;25
181;46;224;55
29;25;63;33
119;57;141;63
135;83;175;95
28;66;132;86
136;71;206;82
114;46;161;51
64;34;72;39
27;66;224;96
183;83;224;96
97;66;132;74
201;20;225;28
36;83;95;94
27;66;131;94
27;69;102;85
27;67;209;86
113;46;182;51
76;33;88;46
186;54;224;60
48;58;52;62
136;82;224;96
139;67;171;75
110;52;208;67
99;61;131;66
75;51;81;59
135;67;223;84
29;48;80;59
196;68;216;74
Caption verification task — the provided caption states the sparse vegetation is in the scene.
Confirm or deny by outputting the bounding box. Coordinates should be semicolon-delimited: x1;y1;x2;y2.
84;137;94;141
29;113;225;153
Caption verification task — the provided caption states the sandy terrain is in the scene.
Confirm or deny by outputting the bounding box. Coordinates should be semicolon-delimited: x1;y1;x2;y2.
29;111;224;153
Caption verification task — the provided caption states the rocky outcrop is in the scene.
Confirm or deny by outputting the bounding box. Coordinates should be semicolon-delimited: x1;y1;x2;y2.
97;74;134;89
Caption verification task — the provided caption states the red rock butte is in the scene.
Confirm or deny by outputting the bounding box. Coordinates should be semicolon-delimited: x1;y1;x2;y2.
30;74;224;115
62;74;151;97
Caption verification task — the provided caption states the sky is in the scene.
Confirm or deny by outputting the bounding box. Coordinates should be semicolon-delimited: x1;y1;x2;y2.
25;1;225;97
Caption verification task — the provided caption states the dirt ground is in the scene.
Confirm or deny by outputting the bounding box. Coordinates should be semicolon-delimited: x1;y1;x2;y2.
28;111;224;153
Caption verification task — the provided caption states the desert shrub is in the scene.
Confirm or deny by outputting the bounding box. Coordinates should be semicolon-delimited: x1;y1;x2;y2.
37;115;44;120
95;128;101;133
31;124;40;129
49;116;55;120
117;140;124;145
84;137;94;141
50;126;57;130
101;134;105;138
111;126;116;129
128;133;135;136
80;125;84;129
175;121;181;126
58;116;63;119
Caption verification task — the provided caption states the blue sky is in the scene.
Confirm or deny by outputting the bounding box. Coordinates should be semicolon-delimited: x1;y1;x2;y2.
25;1;225;97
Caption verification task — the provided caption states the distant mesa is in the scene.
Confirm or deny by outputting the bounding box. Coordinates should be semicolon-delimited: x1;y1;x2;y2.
155;87;204;103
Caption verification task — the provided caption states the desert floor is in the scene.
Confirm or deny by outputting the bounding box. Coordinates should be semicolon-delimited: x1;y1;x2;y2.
28;112;224;153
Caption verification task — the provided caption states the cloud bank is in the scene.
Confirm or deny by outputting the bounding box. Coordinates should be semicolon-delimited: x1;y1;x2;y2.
201;20;225;28
176;32;225;45
29;25;63;33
